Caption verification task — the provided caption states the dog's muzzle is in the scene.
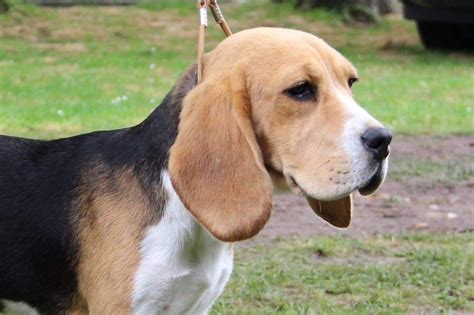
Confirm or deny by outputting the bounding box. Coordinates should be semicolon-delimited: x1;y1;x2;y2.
358;127;392;195
358;160;386;195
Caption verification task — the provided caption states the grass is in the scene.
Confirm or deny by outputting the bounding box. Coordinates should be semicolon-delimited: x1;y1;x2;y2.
213;234;474;314
0;0;473;138
390;157;474;184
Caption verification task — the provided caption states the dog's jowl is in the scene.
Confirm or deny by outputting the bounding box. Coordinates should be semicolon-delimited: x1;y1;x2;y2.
0;28;391;314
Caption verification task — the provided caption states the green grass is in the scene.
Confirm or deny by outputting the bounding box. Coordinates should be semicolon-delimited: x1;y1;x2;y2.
0;1;473;138
213;234;474;314
390;157;474;184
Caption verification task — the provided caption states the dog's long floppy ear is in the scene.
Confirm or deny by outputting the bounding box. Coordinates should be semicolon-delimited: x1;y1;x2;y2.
169;74;272;242
306;195;352;228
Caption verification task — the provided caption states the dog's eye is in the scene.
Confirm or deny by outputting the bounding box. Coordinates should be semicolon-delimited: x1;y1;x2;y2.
284;82;316;101
348;77;358;88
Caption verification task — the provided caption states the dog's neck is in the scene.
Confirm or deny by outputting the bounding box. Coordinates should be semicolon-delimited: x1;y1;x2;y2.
124;66;197;204
135;65;197;153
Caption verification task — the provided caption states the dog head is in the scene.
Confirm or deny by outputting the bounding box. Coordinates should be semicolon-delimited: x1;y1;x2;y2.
169;28;391;242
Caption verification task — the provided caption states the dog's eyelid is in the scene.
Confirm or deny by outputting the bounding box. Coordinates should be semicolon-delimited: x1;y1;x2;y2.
283;81;317;102
287;80;310;89
285;79;316;90
348;77;359;87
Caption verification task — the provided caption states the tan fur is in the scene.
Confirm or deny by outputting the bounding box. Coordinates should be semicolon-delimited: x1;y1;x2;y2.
169;69;272;242
72;167;162;314
169;28;368;239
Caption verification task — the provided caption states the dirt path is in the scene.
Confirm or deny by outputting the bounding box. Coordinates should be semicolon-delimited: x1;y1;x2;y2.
257;135;474;240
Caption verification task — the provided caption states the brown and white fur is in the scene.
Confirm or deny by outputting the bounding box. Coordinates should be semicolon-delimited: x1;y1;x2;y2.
0;28;391;314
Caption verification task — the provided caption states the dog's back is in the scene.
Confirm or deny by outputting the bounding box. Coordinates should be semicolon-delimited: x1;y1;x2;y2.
0;135;84;311
0;77;188;312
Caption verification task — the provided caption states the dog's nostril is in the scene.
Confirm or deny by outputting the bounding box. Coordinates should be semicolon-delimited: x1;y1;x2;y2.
361;128;392;160
361;128;392;149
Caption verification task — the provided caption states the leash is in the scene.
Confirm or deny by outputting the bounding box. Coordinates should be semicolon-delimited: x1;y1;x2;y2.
197;0;232;83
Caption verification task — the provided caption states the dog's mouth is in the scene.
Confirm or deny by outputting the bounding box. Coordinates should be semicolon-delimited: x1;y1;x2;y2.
266;160;387;198
358;162;385;196
289;175;303;193
265;164;307;195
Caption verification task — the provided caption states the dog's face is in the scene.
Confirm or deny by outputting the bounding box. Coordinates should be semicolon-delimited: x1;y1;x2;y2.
238;29;390;200
170;28;391;242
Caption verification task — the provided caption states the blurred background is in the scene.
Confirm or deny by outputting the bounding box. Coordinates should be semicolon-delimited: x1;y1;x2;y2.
0;0;473;313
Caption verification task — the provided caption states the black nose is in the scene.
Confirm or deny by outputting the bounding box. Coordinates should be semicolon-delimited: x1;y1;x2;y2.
361;128;392;160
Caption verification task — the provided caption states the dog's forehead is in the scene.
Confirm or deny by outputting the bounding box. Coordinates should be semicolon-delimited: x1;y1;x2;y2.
209;27;355;76
225;28;324;48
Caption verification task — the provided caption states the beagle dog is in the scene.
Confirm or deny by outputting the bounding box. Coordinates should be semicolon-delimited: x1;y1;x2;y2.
0;27;391;314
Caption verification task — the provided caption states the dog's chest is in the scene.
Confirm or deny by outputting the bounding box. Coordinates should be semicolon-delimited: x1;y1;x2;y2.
132;173;233;315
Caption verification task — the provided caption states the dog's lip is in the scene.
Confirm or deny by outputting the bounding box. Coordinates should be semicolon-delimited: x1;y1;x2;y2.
289;174;312;197
289;175;302;191
358;163;384;196
290;175;352;202
269;163;383;198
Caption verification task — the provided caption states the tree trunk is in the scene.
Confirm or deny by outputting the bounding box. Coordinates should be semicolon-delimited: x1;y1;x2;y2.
287;0;399;15
0;0;9;13
272;0;400;24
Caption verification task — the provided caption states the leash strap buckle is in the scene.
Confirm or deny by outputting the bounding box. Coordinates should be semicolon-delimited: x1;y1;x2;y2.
199;6;208;27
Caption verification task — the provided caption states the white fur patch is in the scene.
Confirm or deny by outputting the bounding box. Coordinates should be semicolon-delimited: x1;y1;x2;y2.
132;172;233;315
338;88;385;192
1;300;38;315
